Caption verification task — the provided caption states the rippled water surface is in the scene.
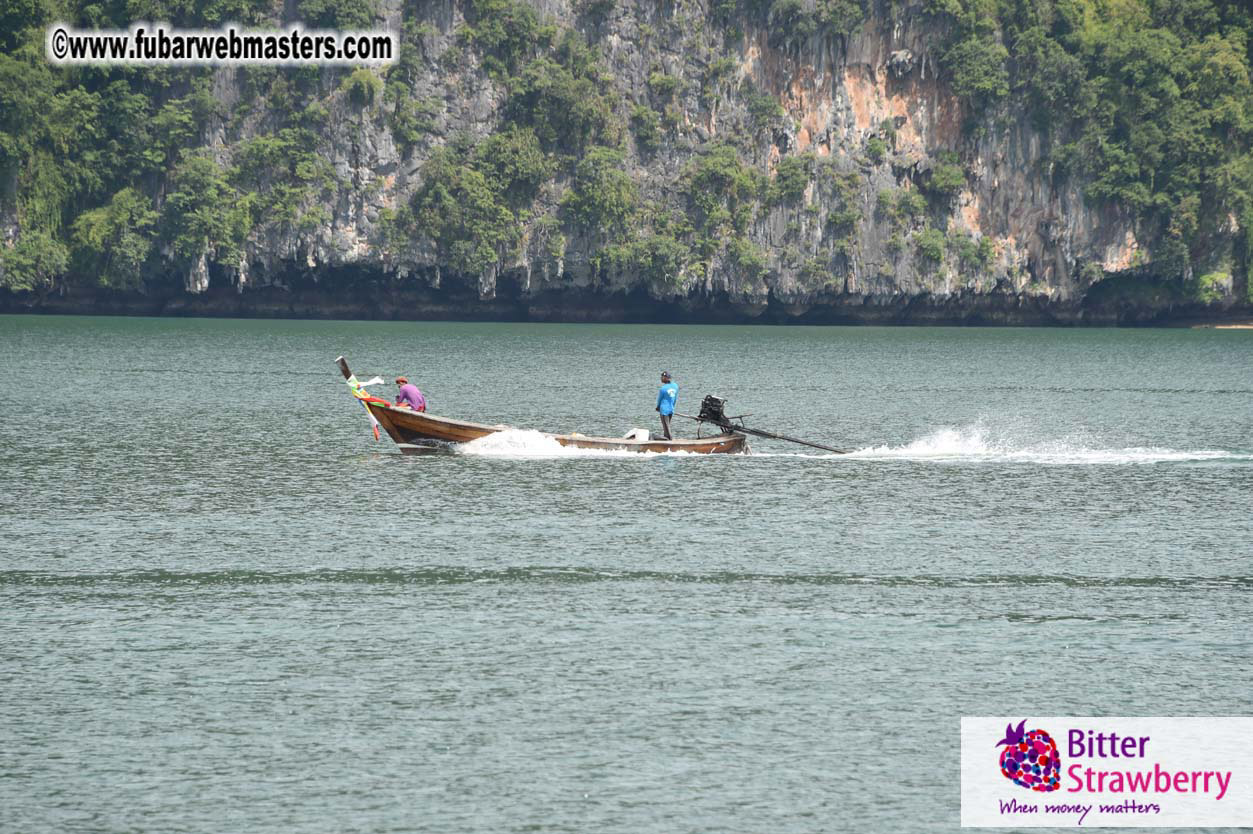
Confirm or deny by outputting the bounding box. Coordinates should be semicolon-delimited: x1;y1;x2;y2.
2;316;1251;832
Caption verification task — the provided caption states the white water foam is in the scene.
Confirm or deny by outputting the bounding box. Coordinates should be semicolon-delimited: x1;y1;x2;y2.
844;424;1250;465
457;429;679;458
455;425;1248;466
457;429;578;457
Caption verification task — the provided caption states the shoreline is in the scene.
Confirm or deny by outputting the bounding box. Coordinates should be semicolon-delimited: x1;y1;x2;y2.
3;285;1250;328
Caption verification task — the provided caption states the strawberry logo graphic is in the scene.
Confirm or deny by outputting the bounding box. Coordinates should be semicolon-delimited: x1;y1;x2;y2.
996;719;1061;792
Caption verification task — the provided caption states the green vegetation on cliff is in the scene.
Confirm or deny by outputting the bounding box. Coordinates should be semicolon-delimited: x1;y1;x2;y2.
0;0;1250;313
925;0;1252;281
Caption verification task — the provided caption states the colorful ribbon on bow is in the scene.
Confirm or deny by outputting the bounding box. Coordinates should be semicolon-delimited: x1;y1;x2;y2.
346;374;390;441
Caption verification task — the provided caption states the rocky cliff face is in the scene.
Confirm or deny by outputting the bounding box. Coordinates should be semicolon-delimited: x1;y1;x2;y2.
4;0;1247;323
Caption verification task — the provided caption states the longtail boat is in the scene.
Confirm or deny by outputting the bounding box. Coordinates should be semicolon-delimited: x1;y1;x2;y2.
337;357;747;455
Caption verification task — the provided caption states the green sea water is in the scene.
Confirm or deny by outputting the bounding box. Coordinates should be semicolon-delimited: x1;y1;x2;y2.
2;315;1251;832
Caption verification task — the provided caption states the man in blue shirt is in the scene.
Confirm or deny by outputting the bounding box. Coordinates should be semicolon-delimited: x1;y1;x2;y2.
656;371;678;440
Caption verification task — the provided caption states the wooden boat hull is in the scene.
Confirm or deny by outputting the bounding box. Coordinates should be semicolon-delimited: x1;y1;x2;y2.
366;403;747;455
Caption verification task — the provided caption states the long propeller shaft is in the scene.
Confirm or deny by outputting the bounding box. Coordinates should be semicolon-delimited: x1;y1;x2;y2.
675;413;848;454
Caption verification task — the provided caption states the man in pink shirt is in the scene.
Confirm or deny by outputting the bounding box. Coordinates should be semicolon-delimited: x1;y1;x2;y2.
394;376;427;411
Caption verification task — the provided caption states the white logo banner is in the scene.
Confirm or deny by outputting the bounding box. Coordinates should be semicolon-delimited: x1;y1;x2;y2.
961;717;1253;827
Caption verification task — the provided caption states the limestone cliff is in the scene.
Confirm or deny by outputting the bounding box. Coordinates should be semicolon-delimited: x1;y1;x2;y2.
2;0;1250;323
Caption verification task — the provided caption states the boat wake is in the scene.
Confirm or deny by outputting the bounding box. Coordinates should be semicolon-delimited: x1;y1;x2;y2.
841;424;1251;465
451;424;1249;466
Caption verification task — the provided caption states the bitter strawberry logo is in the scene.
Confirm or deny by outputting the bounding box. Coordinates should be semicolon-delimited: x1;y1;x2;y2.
996;719;1061;792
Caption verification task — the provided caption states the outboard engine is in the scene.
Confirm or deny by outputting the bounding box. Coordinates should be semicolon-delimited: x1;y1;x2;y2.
698;395;729;426
688;392;850;454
